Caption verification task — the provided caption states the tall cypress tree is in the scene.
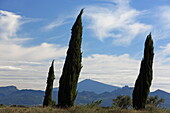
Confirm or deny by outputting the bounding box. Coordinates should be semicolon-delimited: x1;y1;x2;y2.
132;33;154;110
43;60;55;107
58;9;83;107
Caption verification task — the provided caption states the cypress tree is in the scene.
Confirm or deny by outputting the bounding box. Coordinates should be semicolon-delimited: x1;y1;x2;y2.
132;33;154;110
43;60;55;107
58;9;83;107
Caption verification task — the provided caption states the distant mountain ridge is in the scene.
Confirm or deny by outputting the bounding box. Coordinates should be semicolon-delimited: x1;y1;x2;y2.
77;79;120;94
76;86;170;107
0;79;170;107
54;79;120;94
0;86;18;95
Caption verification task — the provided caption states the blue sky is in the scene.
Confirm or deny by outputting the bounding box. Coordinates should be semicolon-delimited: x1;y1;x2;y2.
0;0;170;92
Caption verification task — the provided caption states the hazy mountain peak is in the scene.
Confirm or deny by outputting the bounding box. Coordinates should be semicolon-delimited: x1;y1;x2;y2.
0;85;18;95
152;89;170;95
77;79;120;94
0;81;170;107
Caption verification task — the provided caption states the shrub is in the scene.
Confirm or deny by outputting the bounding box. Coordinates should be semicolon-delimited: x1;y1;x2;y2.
113;95;132;109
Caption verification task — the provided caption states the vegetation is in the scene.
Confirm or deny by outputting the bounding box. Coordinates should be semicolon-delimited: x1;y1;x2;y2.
58;9;83;107
112;95;165;110
113;95;132;109
147;95;165;107
87;100;102;108
133;33;154;110
0;106;170;113
43;60;55;107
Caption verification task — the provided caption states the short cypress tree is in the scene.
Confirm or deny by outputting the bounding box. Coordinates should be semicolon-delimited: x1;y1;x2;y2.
132;33;154;110
43;60;55;107
58;9;83;107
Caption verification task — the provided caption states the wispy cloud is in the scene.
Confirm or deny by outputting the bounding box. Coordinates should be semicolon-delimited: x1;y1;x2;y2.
0;10;33;44
0;66;22;71
44;18;65;30
0;42;67;61
81;54;140;86
0;10;67;90
44;16;71;30
84;0;152;46
0;10;21;40
81;53;170;92
152;6;170;41
0;10;67;61
1;4;170;92
158;6;170;29
155;43;170;64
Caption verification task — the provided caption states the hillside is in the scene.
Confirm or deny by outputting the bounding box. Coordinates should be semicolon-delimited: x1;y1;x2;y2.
0;80;170;107
0;87;44;106
150;89;170;107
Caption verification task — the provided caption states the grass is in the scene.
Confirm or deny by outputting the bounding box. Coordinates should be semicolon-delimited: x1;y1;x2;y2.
0;105;170;113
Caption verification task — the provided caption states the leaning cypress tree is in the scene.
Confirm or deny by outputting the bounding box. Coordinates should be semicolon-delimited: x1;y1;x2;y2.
43;60;55;107
58;9;83;107
132;33;154;110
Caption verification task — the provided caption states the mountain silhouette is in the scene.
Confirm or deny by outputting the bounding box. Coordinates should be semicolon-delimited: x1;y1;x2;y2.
54;79;120;94
77;79;120;94
0;80;170;107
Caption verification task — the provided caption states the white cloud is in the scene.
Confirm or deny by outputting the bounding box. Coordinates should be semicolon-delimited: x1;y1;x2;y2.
0;10;67;90
158;6;170;29
0;42;67;61
84;0;152;45
80;53;170;92
155;43;170;64
0;10;32;44
44;18;65;30
0;66;22;71
81;54;140;87
0;10;21;40
1;7;170;93
152;6;170;41
0;59;65;90
0;10;67;62
43;16;71;31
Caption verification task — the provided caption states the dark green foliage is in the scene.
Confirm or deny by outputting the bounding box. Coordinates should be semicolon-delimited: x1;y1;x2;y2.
113;95;132;109
133;33;154;110
87;100;102;108
147;95;165;107
58;9;83;108
43;60;55;107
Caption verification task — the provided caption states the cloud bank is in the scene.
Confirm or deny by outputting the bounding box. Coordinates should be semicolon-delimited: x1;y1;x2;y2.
1;2;170;93
0;10;67;89
84;0;152;45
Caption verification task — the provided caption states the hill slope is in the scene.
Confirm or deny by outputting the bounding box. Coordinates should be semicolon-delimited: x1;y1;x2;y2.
0;80;170;107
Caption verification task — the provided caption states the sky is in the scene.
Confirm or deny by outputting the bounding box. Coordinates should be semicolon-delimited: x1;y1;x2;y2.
0;0;170;92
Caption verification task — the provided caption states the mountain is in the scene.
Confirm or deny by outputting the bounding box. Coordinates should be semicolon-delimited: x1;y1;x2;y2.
77;79;120;94
54;79;120;94
150;89;170;107
76;86;170;107
0;86;18;96
76;86;134;106
0;80;170;108
0;86;44;106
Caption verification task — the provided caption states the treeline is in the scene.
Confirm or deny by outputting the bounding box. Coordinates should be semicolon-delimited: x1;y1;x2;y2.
43;9;155;110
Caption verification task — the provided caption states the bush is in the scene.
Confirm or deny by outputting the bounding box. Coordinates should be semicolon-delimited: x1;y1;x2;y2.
87;100;102;108
147;95;164;107
113;95;132;109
